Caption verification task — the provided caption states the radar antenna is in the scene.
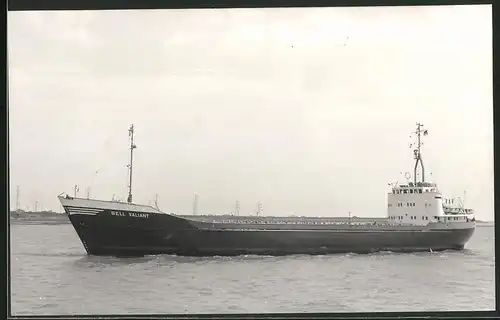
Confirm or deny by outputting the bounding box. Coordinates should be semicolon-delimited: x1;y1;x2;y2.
410;123;428;184
127;124;137;204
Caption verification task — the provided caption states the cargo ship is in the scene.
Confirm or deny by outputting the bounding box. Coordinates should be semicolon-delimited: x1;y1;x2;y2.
58;123;476;257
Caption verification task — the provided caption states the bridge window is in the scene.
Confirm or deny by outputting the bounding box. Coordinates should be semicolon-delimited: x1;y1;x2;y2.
419;189;422;193
410;190;413;194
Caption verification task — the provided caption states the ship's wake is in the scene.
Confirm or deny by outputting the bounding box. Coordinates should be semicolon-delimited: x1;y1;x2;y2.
45;247;480;269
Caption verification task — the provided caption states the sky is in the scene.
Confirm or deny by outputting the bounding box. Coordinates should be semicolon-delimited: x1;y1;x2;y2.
7;5;493;220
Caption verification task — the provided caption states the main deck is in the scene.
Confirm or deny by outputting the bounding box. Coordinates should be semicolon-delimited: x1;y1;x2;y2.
176;214;473;232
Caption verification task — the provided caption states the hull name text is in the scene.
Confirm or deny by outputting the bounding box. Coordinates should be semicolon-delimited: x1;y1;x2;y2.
111;211;150;219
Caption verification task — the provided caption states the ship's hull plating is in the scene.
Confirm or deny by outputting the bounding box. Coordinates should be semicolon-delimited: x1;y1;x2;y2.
64;205;475;257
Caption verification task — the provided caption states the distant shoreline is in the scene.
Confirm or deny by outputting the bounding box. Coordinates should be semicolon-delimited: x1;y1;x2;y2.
10;210;70;225
10;219;71;225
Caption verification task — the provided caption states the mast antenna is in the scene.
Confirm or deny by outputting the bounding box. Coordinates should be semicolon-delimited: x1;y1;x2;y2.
462;190;467;208
411;122;428;184
235;200;240;216
127;124;137;204
16;185;20;211
193;194;199;215
154;194;159;210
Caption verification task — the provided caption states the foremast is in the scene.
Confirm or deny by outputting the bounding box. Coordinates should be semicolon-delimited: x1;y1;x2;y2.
127;124;137;204
411;122;428;184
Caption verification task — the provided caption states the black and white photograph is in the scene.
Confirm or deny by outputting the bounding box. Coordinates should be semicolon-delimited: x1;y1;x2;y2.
8;4;494;316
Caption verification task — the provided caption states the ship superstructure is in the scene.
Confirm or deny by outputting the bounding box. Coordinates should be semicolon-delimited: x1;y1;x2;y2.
387;123;475;226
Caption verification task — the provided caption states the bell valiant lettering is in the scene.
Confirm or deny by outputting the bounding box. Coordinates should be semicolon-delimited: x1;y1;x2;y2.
110;211;149;219
129;212;149;218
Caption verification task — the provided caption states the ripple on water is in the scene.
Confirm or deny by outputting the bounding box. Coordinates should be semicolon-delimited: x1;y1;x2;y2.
10;224;496;315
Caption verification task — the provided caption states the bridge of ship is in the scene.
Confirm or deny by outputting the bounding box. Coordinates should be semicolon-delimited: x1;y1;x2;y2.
391;181;439;194
390;181;474;221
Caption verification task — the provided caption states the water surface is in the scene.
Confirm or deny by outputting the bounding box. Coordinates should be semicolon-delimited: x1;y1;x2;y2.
10;224;495;315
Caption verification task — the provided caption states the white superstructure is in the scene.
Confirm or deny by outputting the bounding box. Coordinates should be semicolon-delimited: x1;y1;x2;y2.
386;123;475;226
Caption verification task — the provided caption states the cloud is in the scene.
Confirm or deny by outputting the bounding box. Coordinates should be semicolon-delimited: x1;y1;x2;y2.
8;6;493;219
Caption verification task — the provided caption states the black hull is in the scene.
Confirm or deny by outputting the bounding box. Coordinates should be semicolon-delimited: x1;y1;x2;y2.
67;208;475;257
